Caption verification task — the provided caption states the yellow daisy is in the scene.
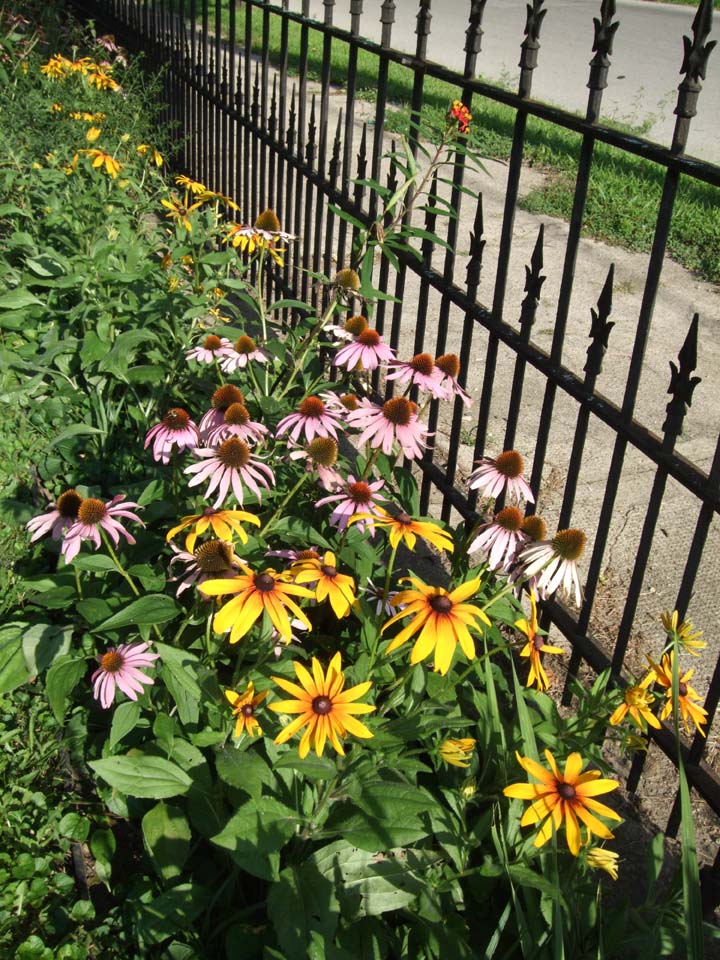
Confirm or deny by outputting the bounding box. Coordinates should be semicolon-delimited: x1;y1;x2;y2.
647;651;708;737
439;738;476;768
608;673;660;730
225;682;268;738
166;506;260;553
291;550;357;618
516;591;564;691
349;508;454;553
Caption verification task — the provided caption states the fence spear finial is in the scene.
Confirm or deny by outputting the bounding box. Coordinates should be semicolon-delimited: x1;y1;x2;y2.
664;313;701;436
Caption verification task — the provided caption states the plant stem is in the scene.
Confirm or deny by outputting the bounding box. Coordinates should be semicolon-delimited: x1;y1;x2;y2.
262;473;309;537
101;531;140;597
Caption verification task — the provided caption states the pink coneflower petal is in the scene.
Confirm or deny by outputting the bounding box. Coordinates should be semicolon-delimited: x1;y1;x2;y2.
205;401;268;447
91;642;159;709
468;450;534;504
62;495;143;562
184;438;274;508
347;397;429;461
468;506;528;570
315;475;388;534
185;334;232;364
276;396;345;445
386;353;450;399
219;334;272;373
516;529;586;606
333;328;396;372
26;489;83;543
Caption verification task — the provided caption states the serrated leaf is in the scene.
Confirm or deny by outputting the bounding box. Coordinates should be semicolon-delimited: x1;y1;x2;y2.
93;594;179;632
89;754;192;799
211;797;298;880
215;747;274;801
0;288;43;309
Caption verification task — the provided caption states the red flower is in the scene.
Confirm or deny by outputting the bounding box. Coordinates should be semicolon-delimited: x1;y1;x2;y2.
448;99;472;135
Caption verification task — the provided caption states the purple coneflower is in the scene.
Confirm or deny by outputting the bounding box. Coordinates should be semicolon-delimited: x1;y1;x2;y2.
469;450;534;504
288;437;344;491
386;353;449;399
144;407;200;465
199;384;245;440
276;396;344;444
325;314;369;343
333;327;396;372
315;476;387;534
169;539;242;596
468;506;528;571
219;334;272;373
320;392;361;419
185;333;232;364
347;397;429;460
435;354;472;407
26;489;83;543
91;642;159;709
185;438;274;507
516;528;587;606
62;495;144;563
205;401;268;446
363;577;403;617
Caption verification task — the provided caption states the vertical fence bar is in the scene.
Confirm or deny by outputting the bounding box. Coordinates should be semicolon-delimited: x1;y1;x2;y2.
243;0;253;218
312;0;336;281
336;0;363;273
294;1;311;300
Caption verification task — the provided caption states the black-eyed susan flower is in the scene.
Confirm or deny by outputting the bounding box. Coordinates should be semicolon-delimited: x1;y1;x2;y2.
646;651;708;737
81;148;123;178
585;846;619;881
166;506;260;553
161;191;204;231
175;174;207;194
225;682;268;738
291;551;357;619
351;508;454;554
381;577;489;675
661;609;705;656
516;591;564;692
608;673;660;730
200;564;313;643
137;143;164;166
439;738;476;768
504;749;621;856
270;652;374;757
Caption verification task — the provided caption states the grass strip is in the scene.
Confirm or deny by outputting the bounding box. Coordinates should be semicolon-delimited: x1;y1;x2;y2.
202;3;719;284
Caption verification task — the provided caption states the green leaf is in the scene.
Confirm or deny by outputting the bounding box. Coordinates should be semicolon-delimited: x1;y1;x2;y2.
46;657;86;723
274;753;337;781
679;757;703;960
325;782;437;852
109;701;142;749
215;747;274;801
47;424;105;450
0;288;43;310
89;754;192;799
267;863;339;960
142;801;192;882
93;594;180;632
137;883;210;944
0;622;30;693
22;622;73;675
70;554;117;572
265;517;330;549
211;797;298;880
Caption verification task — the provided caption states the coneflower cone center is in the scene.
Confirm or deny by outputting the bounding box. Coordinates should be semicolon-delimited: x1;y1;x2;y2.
344;315;368;335
203;334;222;350
340;394;359;411
312;695;333;715
552;528;587;561
100;650;124;673
435;353;460;378
234;335;257;354
163;407;190;430
241;703;255;717
557;782;576;800
194;540;234;571
212;385;245;410
430;594;453;614
217;438;251;469
522;515;547;541
320;564;337;579
495;450;524;478
254;572;276;592
296;550;320;561
358;329;381;347
299;396;325;418
224;403;250;426
348;481;372;504
496;506;524;532
57;489;82;517
307;437;338;467
78;498;107;524
336;268;360;291
382;397;412;427
409;353;435;376
254;208;280;232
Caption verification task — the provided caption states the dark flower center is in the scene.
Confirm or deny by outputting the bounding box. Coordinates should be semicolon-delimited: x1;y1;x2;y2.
212;384;245;410
429;594;453;614
217;438;251;469
234;335;257;354
552;529;587;562
335;268;360;291
495;450;524;479
299;396;325;418
409;353;435;376
533;635;545;652
340;394;359;411
78;498;107;525
162;407;190;430
348;481;372;504
241;703;255;717
396;512;412;526
557;782;576;801
522;515;547;542
224;402;250;426
296;549;320;561
194;540;234;572
358;328;381;347
100;650;124;673
312;696;333;715
495;507;524;532
320;564;337;579
679;681;688;697
203;334;222;350
254;572;276;592
435;353;460;378
254;208;281;232
382;397;412;427
306;437;338;467
203;507;218;517
344;315;368;335
57;489;82;518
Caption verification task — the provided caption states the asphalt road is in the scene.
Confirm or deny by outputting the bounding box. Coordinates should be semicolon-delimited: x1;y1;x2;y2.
302;0;719;163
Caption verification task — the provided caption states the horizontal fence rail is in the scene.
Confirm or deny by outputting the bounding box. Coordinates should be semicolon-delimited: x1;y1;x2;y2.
77;0;720;860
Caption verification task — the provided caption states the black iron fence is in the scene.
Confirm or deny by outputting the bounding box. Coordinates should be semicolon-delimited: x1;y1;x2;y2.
77;0;720;851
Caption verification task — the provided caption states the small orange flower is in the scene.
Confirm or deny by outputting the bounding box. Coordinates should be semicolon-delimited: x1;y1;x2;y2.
647;651;708;737
448;99;472;134
516;591;564;692
225;682;268;738
81;148;122;178
291;550;357;619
